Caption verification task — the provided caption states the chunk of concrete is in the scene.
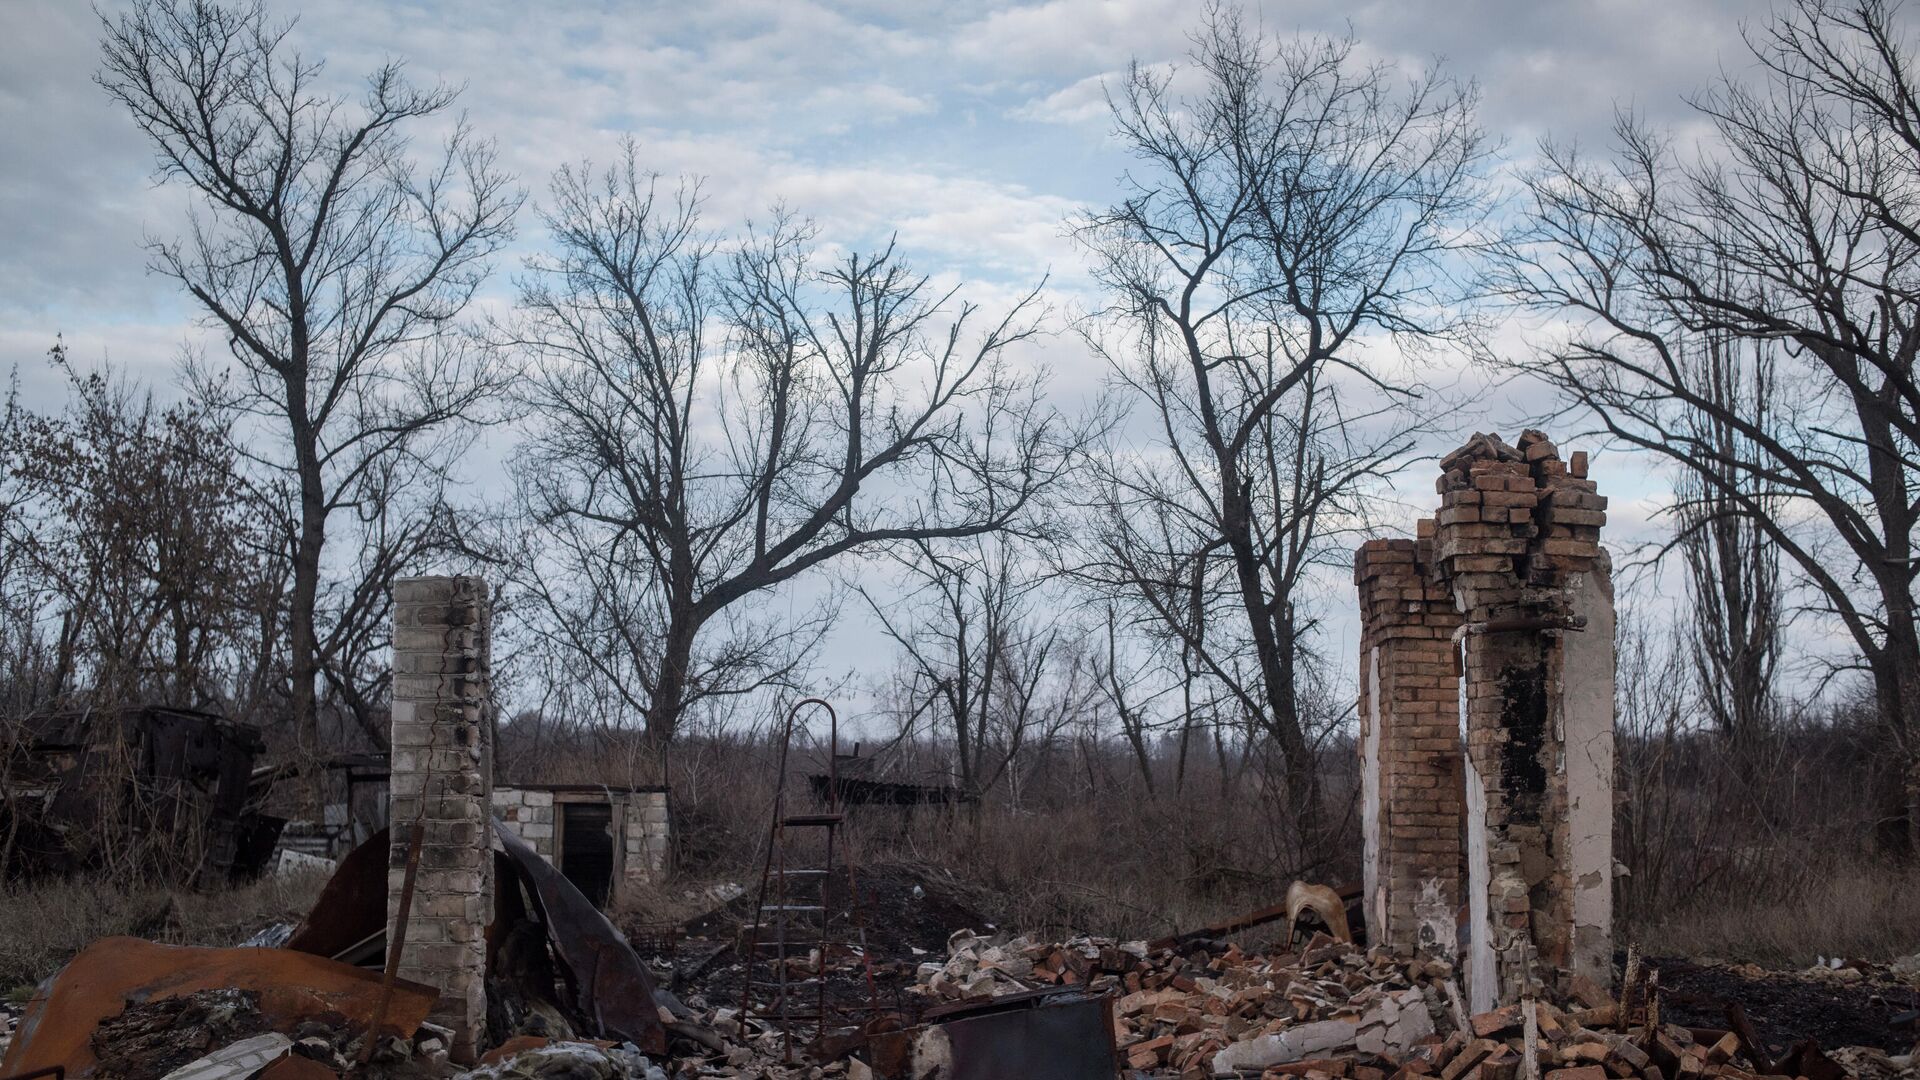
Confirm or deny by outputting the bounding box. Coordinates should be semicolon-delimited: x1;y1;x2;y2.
160;1033;292;1080
1212;988;1435;1075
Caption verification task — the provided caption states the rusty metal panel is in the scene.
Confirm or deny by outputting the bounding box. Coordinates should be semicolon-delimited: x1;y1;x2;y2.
927;988;1118;1080
285;826;389;963
0;937;434;1080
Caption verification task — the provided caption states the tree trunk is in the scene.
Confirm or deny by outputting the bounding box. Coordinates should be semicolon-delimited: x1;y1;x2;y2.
289;464;325;758
643;622;697;783
1873;624;1920;855
1221;483;1319;849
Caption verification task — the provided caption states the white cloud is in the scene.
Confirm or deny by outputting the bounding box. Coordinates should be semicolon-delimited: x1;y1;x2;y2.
1008;69;1115;125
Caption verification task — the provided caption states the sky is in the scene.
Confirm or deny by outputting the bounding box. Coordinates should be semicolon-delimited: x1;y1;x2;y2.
0;0;1792;723
2;0;1755;401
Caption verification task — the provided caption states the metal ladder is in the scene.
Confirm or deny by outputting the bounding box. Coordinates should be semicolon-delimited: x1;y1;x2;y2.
739;698;880;1063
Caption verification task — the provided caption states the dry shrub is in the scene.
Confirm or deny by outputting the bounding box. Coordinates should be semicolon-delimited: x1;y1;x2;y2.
857;800;1281;940
606;726;1361;943
1614;616;1913;963
0;867;329;994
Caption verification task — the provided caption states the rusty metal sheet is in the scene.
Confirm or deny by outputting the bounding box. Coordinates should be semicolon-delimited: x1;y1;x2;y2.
285;826;389;962
928;987;1118;1080
0;937;435;1079
492;819;667;1054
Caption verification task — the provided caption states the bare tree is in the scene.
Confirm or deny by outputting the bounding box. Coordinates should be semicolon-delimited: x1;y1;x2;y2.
97;0;520;750
1091;605;1164;798
1072;10;1491;846
1492;0;1920;845
1674;333;1783;748
505;145;1076;765
864;537;1065;802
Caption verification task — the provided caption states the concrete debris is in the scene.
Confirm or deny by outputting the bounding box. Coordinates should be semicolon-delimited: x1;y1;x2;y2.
158;1032;294;1080
454;1040;667;1080
274;849;338;876
242;922;297;948
1828;1045;1914;1080
1210;1018;1368;1073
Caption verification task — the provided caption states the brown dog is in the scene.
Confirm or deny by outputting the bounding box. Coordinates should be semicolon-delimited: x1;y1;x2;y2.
1282;880;1352;948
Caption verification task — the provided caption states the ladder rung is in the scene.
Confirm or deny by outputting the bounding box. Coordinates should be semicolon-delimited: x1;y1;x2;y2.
760;904;825;912
781;813;844;826
771;868;829;876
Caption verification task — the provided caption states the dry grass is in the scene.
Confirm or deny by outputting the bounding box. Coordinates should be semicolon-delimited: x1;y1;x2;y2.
0;868;329;995
532;727;1363;945
1627;860;1920;967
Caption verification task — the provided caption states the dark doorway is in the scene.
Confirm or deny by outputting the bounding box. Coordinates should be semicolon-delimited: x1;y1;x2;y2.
559;801;615;907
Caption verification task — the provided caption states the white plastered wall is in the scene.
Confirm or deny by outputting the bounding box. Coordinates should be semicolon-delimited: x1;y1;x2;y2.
1362;647;1387;939
1562;559;1616;987
1462;654;1496;1014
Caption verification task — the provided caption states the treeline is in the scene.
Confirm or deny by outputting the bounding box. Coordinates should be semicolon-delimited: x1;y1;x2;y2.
2;0;1917;883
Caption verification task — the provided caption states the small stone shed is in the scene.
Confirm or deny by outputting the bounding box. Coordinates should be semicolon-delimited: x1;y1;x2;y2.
492;783;672;909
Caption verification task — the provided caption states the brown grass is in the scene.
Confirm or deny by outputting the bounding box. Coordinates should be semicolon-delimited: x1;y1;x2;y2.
0;868;329;995
1627;860;1920;967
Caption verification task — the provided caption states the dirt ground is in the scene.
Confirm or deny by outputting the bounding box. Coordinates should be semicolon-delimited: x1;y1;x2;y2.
1647;955;1919;1055
629;862;1002;1020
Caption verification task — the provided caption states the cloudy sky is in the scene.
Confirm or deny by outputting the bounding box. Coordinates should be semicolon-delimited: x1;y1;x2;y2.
0;0;1786;712
2;0;1756;402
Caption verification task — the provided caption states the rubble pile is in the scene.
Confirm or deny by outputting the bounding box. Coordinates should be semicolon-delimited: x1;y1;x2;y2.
916;929;1447;1074
88;989;274;1079
910;930;1888;1080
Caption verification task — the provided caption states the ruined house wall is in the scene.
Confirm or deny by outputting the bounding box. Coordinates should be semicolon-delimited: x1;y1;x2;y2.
1357;431;1613;1010
389;575;493;1063
625;789;672;888
1432;432;1609;1006
1563;556;1616;987
1354;529;1464;958
491;786;556;856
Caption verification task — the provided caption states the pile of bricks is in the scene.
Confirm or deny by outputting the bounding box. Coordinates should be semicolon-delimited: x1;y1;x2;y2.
913;931;1448;1076
1416;982;1847;1080
910;930;1842;1080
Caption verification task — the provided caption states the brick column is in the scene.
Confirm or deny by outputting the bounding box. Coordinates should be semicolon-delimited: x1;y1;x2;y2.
1432;432;1610;1010
390;575;493;1061
1356;528;1465;959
